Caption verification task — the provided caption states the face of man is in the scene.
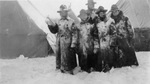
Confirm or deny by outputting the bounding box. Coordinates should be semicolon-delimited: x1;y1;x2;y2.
88;3;95;10
99;12;105;17
80;15;88;21
59;11;68;18
112;10;119;16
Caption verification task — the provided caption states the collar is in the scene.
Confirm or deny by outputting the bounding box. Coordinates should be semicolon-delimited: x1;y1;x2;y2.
60;17;69;21
80;17;91;24
87;8;96;15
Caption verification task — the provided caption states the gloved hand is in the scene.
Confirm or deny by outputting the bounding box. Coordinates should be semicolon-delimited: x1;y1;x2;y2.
70;43;77;52
71;43;76;48
94;48;99;54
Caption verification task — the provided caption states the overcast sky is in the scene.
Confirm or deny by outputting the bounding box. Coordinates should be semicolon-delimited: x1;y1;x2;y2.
28;0;118;18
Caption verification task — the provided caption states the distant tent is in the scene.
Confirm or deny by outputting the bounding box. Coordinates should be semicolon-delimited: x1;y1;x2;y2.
116;0;150;28
116;0;150;51
0;1;53;58
0;0;150;59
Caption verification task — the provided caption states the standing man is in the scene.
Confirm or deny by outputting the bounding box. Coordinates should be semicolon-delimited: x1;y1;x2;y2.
85;0;99;71
95;6;115;72
86;0;97;22
110;4;139;67
77;9;95;72
46;5;78;74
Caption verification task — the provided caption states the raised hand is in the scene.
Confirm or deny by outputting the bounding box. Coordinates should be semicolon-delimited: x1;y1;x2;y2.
45;16;55;26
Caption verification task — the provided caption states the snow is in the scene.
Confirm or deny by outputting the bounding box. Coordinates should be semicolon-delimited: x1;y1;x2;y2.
0;52;150;84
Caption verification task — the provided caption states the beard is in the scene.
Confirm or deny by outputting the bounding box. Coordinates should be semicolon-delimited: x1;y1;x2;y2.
99;15;106;21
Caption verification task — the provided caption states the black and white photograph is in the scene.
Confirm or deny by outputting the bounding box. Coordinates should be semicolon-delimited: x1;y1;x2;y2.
0;0;150;84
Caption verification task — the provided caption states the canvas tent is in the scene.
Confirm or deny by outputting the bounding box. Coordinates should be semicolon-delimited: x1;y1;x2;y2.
116;0;150;28
0;0;150;59
0;1;54;59
0;0;77;59
116;0;150;51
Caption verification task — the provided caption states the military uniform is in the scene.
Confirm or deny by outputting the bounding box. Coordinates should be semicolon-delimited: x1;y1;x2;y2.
110;10;139;67
48;18;78;73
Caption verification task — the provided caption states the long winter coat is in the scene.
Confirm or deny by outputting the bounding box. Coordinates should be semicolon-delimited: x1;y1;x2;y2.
77;21;95;72
110;11;139;67
96;17;115;72
48;18;78;72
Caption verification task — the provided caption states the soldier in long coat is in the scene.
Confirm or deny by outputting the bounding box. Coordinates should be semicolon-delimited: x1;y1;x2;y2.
110;4;139;67
86;0;97;20
95;6;116;72
46;5;78;74
85;0;99;71
77;9;95;72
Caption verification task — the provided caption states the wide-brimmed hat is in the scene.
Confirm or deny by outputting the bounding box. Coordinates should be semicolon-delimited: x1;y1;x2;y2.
96;6;107;14
78;9;88;18
57;5;68;13
111;4;119;12
86;0;96;5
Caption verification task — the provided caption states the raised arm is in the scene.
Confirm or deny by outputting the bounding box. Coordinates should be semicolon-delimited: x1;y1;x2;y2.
47;24;59;34
45;17;59;34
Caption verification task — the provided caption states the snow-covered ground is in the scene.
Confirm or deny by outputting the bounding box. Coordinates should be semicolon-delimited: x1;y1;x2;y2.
0;52;150;84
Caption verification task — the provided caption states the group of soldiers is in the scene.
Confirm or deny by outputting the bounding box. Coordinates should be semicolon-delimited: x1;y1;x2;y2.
46;0;139;74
